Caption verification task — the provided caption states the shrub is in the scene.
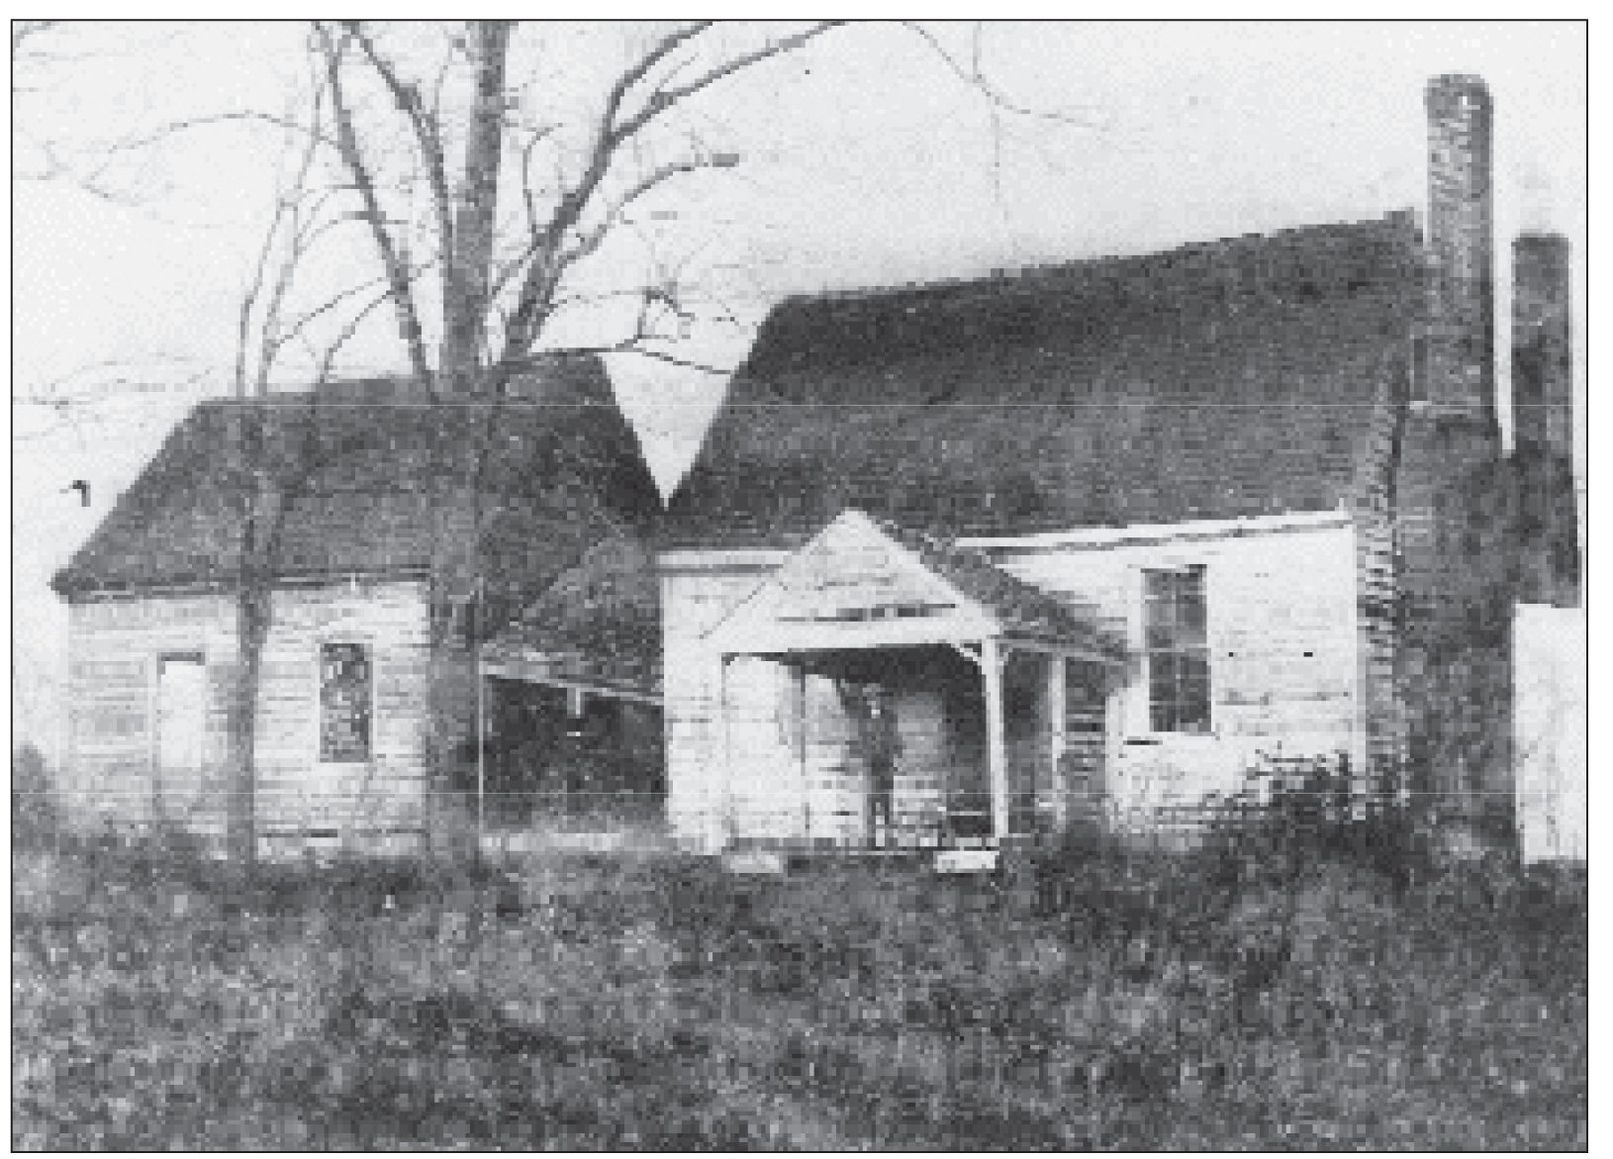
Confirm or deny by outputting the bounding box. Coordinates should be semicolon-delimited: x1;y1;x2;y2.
1199;753;1430;896
12;743;57;850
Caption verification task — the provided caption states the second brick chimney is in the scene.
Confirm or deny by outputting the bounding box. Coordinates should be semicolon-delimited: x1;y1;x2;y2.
1424;74;1496;425
1511;232;1574;458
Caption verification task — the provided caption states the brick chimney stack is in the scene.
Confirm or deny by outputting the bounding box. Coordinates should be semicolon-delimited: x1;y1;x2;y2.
1511;231;1580;607
1511;232;1574;458
1424;74;1496;425
1397;76;1513;825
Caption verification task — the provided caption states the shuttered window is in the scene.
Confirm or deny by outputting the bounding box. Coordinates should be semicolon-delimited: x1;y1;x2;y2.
1143;567;1210;733
319;642;372;762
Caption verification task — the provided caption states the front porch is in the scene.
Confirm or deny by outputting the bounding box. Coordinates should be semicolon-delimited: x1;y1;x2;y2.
697;510;1127;863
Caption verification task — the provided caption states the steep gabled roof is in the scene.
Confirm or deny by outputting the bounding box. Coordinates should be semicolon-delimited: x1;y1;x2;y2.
52;356;661;628
664;213;1422;548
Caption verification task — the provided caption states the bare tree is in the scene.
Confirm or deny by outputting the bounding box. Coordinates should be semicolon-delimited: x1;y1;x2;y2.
295;21;865;854
220;47;415;863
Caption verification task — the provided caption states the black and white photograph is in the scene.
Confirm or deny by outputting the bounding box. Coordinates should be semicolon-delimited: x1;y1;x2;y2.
12;18;1587;1149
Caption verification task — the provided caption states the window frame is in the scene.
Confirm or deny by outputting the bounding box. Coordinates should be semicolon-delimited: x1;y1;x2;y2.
1139;564;1213;736
316;640;376;765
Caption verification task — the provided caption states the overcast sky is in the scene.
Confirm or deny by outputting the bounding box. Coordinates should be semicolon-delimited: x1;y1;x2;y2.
9;20;1588;755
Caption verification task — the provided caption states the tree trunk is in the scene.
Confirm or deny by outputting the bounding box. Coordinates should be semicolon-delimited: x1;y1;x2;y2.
227;578;271;865
440;20;512;396
225;412;292;867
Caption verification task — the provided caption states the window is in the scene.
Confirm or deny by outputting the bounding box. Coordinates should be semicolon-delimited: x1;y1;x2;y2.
1143;567;1210;733
1410;325;1430;403
319;642;372;762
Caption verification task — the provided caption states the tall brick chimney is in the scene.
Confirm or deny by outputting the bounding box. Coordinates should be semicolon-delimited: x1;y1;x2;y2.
1397;75;1512;830
1424;74;1496;424
1511;232;1574;458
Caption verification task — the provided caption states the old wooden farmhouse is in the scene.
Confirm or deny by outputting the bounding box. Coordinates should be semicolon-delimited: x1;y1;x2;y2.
52;357;661;856
54;75;1577;863
655;74;1579;859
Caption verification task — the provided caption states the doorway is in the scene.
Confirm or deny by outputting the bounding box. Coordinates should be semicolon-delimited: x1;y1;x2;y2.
154;652;207;821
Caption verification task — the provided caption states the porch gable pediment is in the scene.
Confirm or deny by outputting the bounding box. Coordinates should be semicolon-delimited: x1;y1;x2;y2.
704;510;996;653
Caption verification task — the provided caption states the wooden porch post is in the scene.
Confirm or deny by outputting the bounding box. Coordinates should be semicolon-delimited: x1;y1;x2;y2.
1047;654;1067;834
475;657;486;853
983;637;1008;845
1104;665;1125;838
719;654;735;852
792;663;810;846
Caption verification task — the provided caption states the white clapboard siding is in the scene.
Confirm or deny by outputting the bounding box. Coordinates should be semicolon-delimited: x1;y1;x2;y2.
64;579;433;846
664;518;1362;848
1513;604;1586;864
993;520;1359;830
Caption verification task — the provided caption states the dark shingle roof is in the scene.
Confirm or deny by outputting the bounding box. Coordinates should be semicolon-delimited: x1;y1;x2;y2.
482;529;662;699
871;515;1125;658
664;213;1422;548
52;356;661;628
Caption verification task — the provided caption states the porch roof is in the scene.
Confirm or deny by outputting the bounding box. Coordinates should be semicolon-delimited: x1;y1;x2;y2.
704;509;1127;661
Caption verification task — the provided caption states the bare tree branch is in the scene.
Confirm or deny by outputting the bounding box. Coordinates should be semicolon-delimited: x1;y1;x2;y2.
495;23;841;374
13;128;147;204
238;75;331;394
96;109;341;158
344;21;455;275
599;22;715;138
562;150;742;269
518;124;560;243
900;22;1108;130
315;22;433;390
511;340;730;377
609;22;843;144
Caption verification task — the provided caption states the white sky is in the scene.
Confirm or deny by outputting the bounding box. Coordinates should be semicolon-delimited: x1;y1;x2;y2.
7;20;1589;757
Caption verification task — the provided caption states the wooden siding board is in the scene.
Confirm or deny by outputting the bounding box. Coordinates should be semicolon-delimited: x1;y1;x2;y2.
63;580;432;845
664;518;1362;847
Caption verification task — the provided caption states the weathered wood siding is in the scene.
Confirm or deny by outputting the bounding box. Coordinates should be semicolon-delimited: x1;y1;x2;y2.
64;579;432;853
254;580;432;852
663;517;1363;849
989;520;1361;836
65;592;235;834
661;565;771;850
1513;604;1585;864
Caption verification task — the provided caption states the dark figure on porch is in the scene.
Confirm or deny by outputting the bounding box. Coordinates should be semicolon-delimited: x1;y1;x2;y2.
860;684;903;848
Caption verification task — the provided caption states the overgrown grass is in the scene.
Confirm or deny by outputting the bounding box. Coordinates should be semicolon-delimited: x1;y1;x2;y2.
12;836;1586;1150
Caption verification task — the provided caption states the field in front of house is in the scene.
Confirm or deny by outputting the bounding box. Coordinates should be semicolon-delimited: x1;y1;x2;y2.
11;840;1587;1150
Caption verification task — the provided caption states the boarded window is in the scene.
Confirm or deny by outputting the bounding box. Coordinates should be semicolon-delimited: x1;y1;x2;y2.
1143;567;1210;733
319;642;372;762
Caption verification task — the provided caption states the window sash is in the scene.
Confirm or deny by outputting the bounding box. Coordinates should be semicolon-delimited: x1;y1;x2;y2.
319;642;372;763
1143;567;1210;733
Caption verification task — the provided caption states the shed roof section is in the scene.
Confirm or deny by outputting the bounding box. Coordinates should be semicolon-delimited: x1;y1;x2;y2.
664;213;1421;548
52;356;661;622
482;529;662;701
